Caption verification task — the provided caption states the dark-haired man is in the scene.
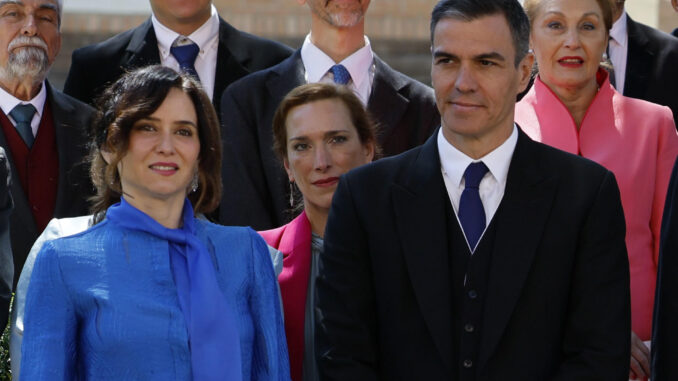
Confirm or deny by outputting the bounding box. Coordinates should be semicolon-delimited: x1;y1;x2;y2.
218;0;439;230
315;0;631;379
63;0;292;115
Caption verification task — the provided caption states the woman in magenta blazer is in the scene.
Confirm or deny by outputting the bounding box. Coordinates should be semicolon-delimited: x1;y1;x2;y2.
259;83;377;381
517;0;678;379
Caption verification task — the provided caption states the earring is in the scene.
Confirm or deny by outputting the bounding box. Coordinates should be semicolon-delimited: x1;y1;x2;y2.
190;173;199;193
289;182;295;207
602;52;608;61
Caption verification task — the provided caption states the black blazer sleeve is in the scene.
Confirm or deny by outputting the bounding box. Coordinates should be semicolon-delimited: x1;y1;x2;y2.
652;157;678;380
0;148;13;329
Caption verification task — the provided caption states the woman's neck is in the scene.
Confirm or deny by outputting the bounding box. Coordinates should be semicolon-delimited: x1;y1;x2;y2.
304;203;329;239
122;194;185;229
545;77;599;129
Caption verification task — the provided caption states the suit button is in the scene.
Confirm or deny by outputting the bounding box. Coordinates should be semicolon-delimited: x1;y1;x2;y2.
464;323;475;333
463;359;473;368
468;290;478;299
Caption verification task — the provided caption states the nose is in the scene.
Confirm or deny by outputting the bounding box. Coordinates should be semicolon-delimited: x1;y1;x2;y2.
20;15;38;36
454;64;477;93
563;27;581;49
313;144;332;172
155;131;176;155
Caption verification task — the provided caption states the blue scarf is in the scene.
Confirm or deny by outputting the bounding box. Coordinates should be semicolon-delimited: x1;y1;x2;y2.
106;198;243;381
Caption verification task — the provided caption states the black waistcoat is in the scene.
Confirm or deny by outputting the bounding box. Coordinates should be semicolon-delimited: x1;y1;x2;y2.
445;196;500;381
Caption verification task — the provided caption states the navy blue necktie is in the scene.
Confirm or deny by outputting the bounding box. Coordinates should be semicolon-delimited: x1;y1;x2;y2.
9;104;36;149
171;41;200;81
458;161;489;251
330;64;351;85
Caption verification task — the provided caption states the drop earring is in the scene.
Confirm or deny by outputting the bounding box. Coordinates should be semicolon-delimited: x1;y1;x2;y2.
190;173;199;193
289;182;294;207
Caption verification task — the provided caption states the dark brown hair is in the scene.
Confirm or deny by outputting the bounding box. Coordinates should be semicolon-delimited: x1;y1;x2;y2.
89;65;221;222
272;82;379;161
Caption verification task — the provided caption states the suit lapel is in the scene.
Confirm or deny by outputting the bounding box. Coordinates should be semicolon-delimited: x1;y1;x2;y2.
0;120;36;237
478;130;558;368
367;57;408;145
268;51;305;100
47;83;89;217
391;133;454;374
124;19;161;70
623;16;653;97
212;18;250;111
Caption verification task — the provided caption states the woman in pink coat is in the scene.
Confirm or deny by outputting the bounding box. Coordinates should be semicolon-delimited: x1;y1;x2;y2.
259;83;376;381
517;0;678;379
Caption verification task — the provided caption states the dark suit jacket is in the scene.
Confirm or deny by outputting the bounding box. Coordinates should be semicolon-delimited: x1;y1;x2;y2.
63;17;293;115
218;50;440;229
0;147;13;328
0;83;93;289
624;16;678;124
652;157;678;380
316;129;631;380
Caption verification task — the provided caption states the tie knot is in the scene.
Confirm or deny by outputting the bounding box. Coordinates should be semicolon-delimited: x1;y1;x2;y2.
463;161;488;189
10;104;36;124
330;64;351;85
171;41;200;65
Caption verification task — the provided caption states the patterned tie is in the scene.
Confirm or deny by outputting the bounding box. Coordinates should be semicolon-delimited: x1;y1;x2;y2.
9;104;36;149
330;64;351;85
458;161;489;251
170;40;201;81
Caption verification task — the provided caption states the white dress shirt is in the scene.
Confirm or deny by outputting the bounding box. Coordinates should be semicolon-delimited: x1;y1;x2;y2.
152;5;220;100
609;10;628;94
0;83;47;137
300;34;375;105
438;126;518;250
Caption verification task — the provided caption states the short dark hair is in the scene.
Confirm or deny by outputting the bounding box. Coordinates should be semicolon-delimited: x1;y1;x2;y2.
89;65;222;222
272;83;379;161
430;0;530;66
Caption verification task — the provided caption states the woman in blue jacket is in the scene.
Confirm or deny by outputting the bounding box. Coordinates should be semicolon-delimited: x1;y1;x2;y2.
20;65;290;381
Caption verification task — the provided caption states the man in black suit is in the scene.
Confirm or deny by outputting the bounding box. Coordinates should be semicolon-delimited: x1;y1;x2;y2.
0;0;94;288
63;0;293;115
315;1;631;379
219;0;440;230
0;147;13;329
608;0;678;124
652;158;678;380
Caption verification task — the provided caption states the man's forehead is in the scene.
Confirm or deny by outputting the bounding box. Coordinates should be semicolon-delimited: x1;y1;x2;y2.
0;0;58;8
432;14;514;55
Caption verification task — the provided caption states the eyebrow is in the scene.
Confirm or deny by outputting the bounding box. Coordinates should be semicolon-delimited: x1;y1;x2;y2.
433;50;506;62
288;129;350;141
138;116;197;127
543;10;601;19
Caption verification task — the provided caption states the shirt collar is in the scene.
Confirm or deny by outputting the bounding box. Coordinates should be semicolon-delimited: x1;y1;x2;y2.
438;125;518;187
0;82;47;120
300;33;374;88
152;4;220;59
609;10;627;47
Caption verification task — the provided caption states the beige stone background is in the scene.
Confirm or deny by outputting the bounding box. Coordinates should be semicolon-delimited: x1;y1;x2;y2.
50;0;678;90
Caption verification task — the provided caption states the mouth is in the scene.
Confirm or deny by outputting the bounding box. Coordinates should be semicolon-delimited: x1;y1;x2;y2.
558;57;584;67
449;101;483;112
312;177;340;187
149;163;179;176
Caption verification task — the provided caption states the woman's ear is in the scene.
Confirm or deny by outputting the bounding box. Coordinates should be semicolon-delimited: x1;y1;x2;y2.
101;148;113;165
283;158;295;183
364;141;376;163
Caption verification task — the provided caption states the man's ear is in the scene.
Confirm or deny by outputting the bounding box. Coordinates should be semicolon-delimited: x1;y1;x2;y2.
517;52;535;94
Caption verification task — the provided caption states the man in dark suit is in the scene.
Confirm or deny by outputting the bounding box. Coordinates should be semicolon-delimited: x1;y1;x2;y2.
0;147;13;329
0;0;94;288
315;1;631;379
63;0;293;115
608;0;678;124
219;0;440;230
